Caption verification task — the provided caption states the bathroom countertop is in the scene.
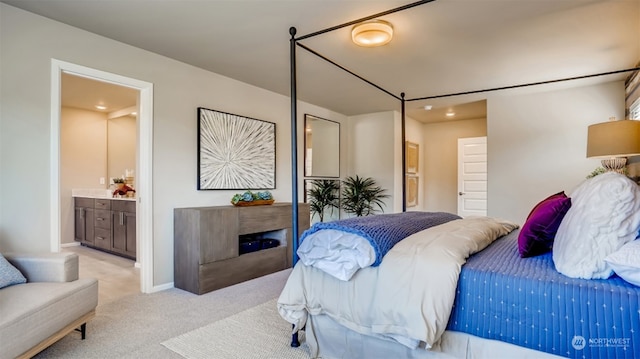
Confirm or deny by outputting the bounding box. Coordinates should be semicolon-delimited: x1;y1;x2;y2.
71;188;136;201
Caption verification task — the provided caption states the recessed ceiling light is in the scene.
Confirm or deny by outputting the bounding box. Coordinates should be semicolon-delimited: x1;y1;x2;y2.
95;105;107;110
423;105;433;111
446;112;455;117
131;112;137;116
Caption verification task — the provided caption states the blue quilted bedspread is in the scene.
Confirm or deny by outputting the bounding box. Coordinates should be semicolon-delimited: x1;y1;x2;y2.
447;229;640;358
299;211;461;266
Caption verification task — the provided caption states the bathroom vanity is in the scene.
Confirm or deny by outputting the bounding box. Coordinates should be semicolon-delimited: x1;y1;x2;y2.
73;191;136;260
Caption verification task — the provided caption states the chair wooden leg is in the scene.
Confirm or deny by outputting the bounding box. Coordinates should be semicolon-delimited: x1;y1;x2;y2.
75;323;87;340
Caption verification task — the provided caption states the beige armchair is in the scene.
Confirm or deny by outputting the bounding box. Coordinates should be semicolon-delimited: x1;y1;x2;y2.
0;252;98;359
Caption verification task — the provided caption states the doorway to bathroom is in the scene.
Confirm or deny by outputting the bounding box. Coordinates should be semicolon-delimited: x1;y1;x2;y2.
51;59;154;294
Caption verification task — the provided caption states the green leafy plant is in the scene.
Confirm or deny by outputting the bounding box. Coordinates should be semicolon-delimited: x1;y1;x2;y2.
341;175;389;217
586;167;606;179
231;190;272;204
585;166;632;178
307;179;340;222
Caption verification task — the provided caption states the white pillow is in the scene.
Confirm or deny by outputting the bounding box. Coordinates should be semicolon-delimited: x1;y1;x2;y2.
553;172;640;279
604;240;640;286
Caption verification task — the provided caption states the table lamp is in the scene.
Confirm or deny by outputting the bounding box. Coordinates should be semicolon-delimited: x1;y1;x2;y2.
586;118;640;173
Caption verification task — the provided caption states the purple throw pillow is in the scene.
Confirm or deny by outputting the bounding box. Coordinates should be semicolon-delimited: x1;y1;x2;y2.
525;191;566;220
518;194;572;258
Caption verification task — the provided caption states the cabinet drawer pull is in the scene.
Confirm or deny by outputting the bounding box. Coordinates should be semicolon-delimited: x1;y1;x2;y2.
97;236;105;240
120;212;124;226
96;217;104;221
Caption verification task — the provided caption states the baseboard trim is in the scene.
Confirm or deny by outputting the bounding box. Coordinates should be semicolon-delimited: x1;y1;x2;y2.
60;242;81;248
151;282;174;293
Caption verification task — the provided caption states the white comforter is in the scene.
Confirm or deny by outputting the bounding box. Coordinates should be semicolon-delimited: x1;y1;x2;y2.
277;216;518;350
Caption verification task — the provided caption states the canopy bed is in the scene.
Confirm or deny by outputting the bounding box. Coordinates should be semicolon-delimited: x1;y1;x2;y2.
282;1;640;358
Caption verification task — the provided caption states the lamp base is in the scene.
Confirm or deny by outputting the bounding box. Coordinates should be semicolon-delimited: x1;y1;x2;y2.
601;157;627;174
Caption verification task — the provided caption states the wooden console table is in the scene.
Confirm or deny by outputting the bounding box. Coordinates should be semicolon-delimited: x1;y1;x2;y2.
173;202;310;295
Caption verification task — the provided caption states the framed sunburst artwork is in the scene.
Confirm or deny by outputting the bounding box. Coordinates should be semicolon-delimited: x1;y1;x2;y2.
197;107;276;190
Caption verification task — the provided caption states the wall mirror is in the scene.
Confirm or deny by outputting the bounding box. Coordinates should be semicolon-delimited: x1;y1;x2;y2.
304;114;340;177
107;113;137;184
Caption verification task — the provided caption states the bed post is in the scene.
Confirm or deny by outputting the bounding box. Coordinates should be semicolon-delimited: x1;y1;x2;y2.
290;27;302;349
290;27;300;266
401;92;406;212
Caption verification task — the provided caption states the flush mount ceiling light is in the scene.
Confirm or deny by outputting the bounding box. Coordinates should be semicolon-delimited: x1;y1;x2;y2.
95;105;107;110
351;20;393;47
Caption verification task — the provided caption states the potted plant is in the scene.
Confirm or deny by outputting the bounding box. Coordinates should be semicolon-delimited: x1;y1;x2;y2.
307;179;340;222
341;175;389;217
230;190;274;206
113;177;125;189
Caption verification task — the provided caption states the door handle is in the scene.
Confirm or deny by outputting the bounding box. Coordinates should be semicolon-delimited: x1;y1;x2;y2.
459;192;465;196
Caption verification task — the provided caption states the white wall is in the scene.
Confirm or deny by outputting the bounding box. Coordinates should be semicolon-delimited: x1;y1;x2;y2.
422;118;487;214
0;4;347;288
348;111;424;214
348;111;396;214
419;82;624;223
487;81;626;224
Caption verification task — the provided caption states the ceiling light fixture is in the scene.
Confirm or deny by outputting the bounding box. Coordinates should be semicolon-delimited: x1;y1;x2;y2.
95;105;107;110
446;112;455;117
423;105;433;111
352;20;393;47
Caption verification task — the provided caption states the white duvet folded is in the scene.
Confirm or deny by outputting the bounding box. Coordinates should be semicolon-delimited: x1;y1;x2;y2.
297;229;375;281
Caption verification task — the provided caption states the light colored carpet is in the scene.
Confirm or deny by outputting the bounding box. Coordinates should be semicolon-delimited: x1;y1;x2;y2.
162;298;311;359
34;269;293;358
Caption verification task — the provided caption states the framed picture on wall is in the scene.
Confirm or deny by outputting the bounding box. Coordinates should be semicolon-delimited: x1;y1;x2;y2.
406;175;419;207
197;107;276;190
406;141;419;174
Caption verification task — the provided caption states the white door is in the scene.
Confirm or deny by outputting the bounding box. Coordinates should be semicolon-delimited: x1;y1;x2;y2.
457;137;487;217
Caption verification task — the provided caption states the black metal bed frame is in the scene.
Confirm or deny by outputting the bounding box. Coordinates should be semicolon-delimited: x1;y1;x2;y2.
287;0;640;348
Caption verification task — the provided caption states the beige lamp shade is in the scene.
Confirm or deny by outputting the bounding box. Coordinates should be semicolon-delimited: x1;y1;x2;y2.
586;120;640;158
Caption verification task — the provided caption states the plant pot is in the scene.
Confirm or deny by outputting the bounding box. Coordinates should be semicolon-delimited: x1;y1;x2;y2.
231;199;275;207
